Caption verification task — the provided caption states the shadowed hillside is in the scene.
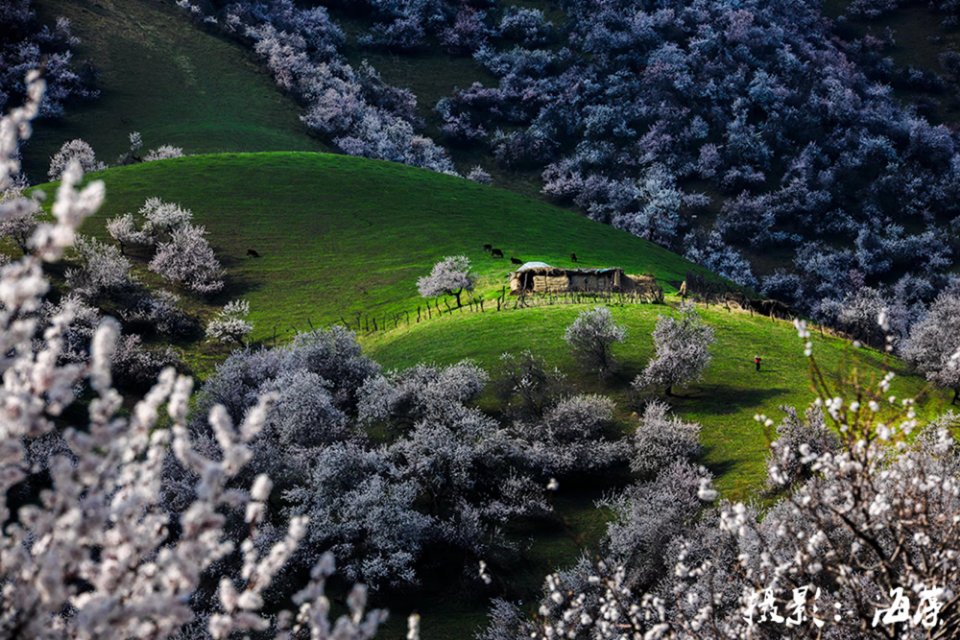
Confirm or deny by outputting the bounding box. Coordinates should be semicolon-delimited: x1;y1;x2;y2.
21;0;323;181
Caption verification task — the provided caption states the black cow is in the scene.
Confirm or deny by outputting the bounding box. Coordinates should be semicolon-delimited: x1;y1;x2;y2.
571;252;578;262
247;248;261;258
491;248;504;258
483;243;493;252
510;256;523;265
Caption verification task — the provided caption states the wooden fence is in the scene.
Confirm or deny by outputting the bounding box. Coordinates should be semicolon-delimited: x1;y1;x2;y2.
332;287;663;336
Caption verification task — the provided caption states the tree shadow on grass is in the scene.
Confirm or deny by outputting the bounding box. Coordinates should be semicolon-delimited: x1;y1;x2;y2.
698;445;739;480
211;253;263;301
671;382;793;416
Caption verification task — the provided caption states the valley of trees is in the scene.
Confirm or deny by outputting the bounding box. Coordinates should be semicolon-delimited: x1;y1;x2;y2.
3;0;960;638
164;0;960;348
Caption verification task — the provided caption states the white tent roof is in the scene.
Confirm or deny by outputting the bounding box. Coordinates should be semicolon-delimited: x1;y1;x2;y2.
516;261;552;271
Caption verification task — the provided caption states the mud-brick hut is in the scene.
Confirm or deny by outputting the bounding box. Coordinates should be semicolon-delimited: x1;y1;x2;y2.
509;262;663;302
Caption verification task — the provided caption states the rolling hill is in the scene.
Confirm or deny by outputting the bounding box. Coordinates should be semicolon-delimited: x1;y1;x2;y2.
21;0;323;182
31;151;947;500
10;0;959;635
29;151;951;639
46;151;715;339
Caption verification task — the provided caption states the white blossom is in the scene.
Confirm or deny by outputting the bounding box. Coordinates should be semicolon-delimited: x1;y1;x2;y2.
144;145;185;162
417;255;475;308
206;299;253;347
47;138;105;180
0;74;390;640
149;223;224;293
563;306;626;377
634;303;714;396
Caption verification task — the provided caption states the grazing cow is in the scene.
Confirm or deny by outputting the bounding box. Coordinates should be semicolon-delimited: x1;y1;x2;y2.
491;248;504;258
247;248;261;258
571;252;578;262
483;243;493;252
510;256;523;265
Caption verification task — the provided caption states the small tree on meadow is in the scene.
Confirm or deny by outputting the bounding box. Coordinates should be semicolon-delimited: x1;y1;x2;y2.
634;303;714;396
140;197;193;237
119;131;143;164
902;293;960;404
494;350;566;418
48;138;105;180
206;299;253;347
467;165;492;184
149;223;224;294
65;234;135;299
144;145;185;162
106;213;152;254
417;255;474;308
107;198;192;254
563;306;626;378
631;400;702;477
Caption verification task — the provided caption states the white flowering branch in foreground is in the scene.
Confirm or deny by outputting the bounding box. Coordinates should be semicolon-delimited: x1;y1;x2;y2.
0;73;402;639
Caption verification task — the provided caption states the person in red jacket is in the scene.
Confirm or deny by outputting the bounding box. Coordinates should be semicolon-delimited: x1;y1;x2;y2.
754;354;762;372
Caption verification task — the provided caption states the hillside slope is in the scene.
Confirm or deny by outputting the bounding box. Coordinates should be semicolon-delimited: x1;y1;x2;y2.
21;0;322;181
58;152;716;340
35;152;946;500
365;305;944;498
825;0;960;125
30;152;950;639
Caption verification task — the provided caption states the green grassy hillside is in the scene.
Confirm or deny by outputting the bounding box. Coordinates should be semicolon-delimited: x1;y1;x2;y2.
364;303;950;637
365;305;945;498
361;300;948;638
35;152;946;497
21;0;323;181
31;152;950;639
49;151;715;341
13;3;957;637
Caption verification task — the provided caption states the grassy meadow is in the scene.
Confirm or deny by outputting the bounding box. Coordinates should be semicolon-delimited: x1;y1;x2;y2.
23;151;951;638
29;151;948;502
365;304;947;498
7;0;958;637
21;0;323;181
33;152;716;363
363;302;950;638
